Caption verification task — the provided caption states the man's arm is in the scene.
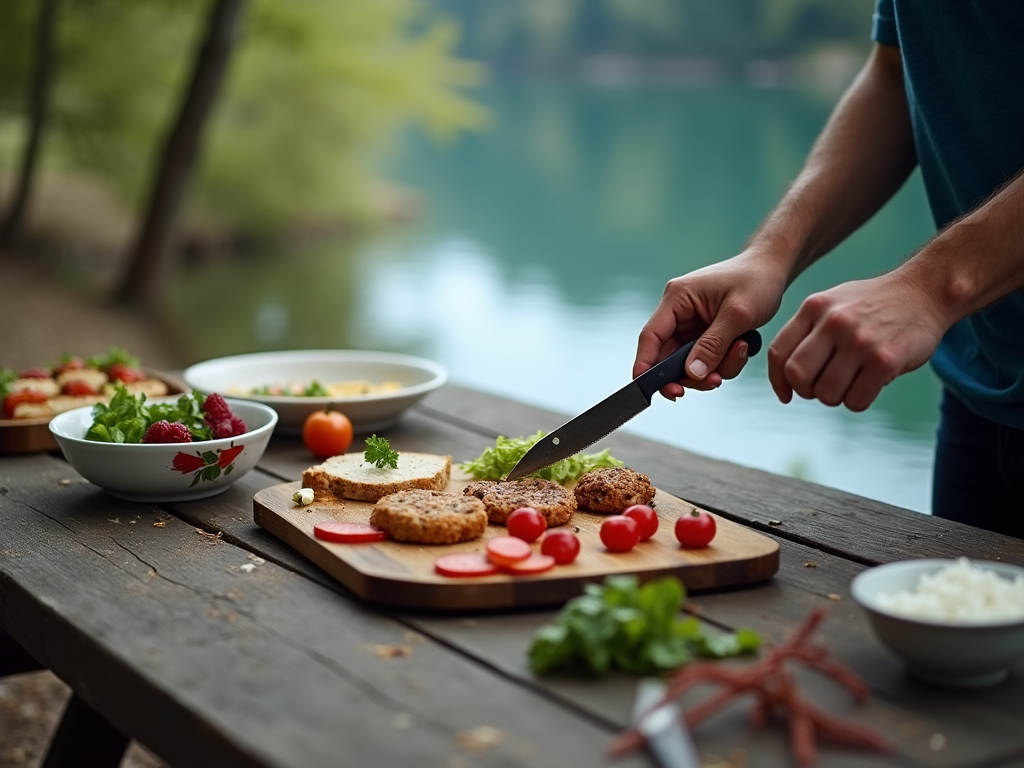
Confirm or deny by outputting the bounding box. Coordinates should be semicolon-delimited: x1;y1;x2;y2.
635;44;918;394
770;164;1024;411
747;43;917;286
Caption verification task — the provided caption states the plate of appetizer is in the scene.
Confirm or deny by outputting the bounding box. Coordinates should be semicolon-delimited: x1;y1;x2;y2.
182;349;447;435
0;348;185;454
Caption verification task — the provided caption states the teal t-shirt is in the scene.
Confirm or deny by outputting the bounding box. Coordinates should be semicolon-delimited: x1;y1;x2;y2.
872;0;1024;428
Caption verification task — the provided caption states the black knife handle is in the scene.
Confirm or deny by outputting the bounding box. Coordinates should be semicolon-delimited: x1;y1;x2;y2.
635;329;762;401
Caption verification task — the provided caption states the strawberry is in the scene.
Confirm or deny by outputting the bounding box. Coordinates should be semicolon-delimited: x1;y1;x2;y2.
202;393;233;421
142;420;193;443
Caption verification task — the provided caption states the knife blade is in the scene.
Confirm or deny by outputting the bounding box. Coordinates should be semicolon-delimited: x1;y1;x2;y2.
631;678;701;768
504;329;761;481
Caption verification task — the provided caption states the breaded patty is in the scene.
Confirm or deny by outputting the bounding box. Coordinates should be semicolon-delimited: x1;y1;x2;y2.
573;467;655;514
369;489;486;545
463;477;576;526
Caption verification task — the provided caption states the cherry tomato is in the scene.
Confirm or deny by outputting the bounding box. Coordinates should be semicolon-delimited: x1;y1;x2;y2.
313;522;387;543
540;530;580;565
506;507;547;542
500;553;555;575
62;380;97;396
435;553;499;578
53;356;86;376
107;363;147;383
623;504;658;541
600;515;640;552
486;536;532;566
675;508;717;548
302;409;353;459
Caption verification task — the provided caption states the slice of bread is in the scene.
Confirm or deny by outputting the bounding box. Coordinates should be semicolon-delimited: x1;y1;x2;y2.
302;452;452;503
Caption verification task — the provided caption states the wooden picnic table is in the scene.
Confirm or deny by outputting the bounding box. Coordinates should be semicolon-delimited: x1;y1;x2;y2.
2;383;1023;768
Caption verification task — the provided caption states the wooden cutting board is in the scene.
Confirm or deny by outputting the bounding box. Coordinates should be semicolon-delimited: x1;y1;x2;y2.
254;472;779;610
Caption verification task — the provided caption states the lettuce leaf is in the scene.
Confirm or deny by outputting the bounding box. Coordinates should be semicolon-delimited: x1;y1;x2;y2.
460;431;623;484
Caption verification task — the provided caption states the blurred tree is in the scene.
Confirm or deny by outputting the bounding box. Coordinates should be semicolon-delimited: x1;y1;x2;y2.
0;0;485;296
117;0;245;307
0;0;59;249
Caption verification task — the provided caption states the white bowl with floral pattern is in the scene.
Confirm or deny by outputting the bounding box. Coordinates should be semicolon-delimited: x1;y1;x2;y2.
48;399;278;502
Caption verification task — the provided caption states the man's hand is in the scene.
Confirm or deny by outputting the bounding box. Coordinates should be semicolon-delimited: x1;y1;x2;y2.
633;252;787;399
768;271;948;411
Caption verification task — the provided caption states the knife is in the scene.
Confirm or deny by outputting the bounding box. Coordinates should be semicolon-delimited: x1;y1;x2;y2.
504;330;762;481
631;678;701;768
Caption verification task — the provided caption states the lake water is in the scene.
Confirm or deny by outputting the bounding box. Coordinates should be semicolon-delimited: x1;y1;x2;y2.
170;82;940;513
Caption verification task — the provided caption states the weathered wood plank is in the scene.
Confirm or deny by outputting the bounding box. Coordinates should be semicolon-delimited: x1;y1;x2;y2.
0;453;647;768
12;383;1023;768
416;385;1024;566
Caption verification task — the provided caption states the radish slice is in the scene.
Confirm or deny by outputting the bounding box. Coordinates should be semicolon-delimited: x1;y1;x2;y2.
435;552;499;578
501;553;556;575
313;522;387;543
486;536;532;566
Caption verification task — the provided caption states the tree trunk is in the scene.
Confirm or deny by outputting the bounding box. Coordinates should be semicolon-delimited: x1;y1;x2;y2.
115;0;245;309
0;0;60;250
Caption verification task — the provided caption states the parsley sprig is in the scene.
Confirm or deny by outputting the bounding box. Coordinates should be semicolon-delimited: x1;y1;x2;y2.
364;435;399;469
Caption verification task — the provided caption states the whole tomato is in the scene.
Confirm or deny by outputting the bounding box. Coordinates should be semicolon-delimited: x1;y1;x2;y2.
623;504;658;541
600;515;640;552
506;507;547;543
540;530;580;565
302;409;353;459
675;508;717;548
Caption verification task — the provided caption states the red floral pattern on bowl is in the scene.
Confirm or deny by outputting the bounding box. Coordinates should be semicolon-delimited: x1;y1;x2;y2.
173;443;245;486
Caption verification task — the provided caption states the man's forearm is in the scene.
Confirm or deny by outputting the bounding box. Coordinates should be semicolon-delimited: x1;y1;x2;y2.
748;44;918;284
899;168;1024;328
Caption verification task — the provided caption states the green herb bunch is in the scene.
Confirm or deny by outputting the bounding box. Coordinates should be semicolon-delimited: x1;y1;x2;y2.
529;575;760;677
86;386;213;443
460;431;623;484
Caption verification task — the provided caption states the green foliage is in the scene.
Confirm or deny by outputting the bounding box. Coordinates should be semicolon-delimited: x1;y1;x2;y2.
528;575;761;677
193;0;486;234
0;368;17;401
0;0;485;237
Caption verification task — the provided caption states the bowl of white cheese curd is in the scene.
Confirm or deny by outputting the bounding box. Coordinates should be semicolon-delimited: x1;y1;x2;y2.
851;558;1024;688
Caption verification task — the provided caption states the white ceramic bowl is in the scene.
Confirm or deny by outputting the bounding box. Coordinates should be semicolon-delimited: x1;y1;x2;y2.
182;350;447;435
49;399;278;502
852;559;1024;688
